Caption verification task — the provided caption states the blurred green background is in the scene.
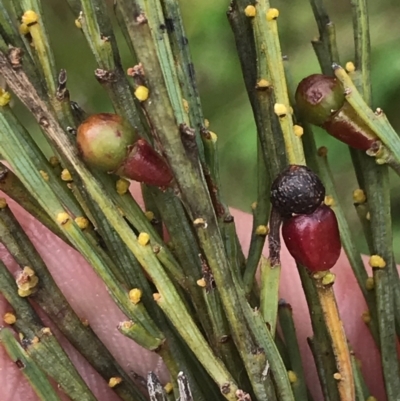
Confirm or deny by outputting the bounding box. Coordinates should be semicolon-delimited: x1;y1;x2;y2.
20;0;400;257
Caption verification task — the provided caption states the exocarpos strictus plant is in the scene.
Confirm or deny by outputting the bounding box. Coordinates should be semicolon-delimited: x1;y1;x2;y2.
0;0;399;401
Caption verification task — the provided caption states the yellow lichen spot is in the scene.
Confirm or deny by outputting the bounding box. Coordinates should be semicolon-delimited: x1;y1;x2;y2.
23;266;35;277
204;119;210;128
129;288;142;305
39;170;49;181
19;23;30;35
251;202;257;210
266;8;279;21
197;278;206;287
366;212;371;220
322;272;336;286
182;98;189;113
134;85;149;101
209;131;218;143
18;288;32;297
256;79;271;88
164;382;173;394
274;103;287;117
145;211;155;221
244;5;256;17
365;277;374;290
324;195;335;206
362;310;371;323
317;146;328;157
3;312;16;325
75;18;82;29
333;372;342;381
138;232;150;246
345;62;356;73
56;212;70;225
352;188;366;204
255;225;268;236
61;169;72;182
49;156;60;167
369;255;386;269
0;198;7;209
287;370;297;383
293;125;304;137
22;10;39;25
116;178;130;195
153;293;161;302
75;216;89;230
0;89;11;106
108;377;122;388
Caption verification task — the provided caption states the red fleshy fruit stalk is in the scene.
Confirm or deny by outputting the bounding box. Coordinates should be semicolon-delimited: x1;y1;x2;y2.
295;74;378;151
115;139;173;187
282;204;341;272
77;113;173;187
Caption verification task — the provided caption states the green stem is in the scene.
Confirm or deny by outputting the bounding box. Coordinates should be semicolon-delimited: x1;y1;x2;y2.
0;328;63;401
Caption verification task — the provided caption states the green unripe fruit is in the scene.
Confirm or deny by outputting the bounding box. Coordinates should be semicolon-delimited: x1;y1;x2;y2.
77;113;137;172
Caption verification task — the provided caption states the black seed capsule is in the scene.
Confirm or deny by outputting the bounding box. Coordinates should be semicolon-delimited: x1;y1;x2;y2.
270;165;325;217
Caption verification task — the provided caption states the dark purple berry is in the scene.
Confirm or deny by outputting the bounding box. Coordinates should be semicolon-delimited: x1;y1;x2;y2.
282;204;341;272
270;165;325;217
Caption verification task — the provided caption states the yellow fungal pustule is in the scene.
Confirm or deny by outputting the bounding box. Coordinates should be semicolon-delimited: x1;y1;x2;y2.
322;272;336;286
134;85;149;101
22;10;39;26
362;310;371;323
75;18;82;29
18;288;32;297
129;288;142;305
324;195;335;206
244;5;256;17
209;131;218;143
182;98;189;113
23;266;35;277
365;277;375;290
293;125;304;137
333;372;342;381
42;327;52;335
39;170;49;181
138;232;150;246
0;198;7;209
369;255;386;269
255;225;268;236
116;178;130;195
366;212;371;220
287;370;297;383
61;169;72;182
251;202;257;210
19;23;30;35
75;216;89;230
196;278;206;288
145;211;155;221
345;61;356;73
164;382;173;394
274;103;287;117
0;89;11;106
204;119;210;128
56;212;70;225
256;79;271;89
153;293;161;302
108;377;122;388
266;8;279;21
49;156;60;166
352;188;366;204
3;312;16;325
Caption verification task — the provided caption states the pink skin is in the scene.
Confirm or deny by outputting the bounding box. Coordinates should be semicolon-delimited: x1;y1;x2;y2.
0;182;392;401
